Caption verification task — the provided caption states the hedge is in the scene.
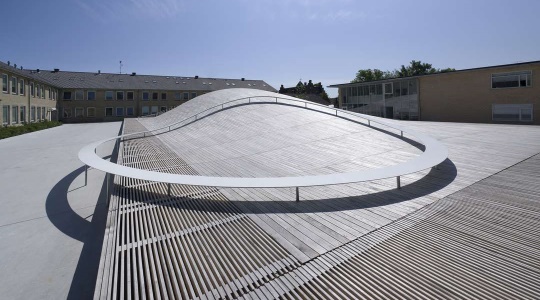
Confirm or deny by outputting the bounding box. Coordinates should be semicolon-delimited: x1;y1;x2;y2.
0;121;62;140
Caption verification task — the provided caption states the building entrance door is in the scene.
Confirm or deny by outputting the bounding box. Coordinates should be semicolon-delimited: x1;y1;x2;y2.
385;106;394;119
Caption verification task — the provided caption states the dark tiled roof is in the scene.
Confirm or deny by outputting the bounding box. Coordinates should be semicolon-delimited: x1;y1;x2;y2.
0;60;276;92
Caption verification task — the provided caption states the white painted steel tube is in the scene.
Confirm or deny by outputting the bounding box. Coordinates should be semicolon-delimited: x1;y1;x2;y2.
79;95;448;189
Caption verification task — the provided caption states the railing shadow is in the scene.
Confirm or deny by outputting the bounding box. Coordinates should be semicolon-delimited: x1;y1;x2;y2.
45;131;120;299
117;158;457;215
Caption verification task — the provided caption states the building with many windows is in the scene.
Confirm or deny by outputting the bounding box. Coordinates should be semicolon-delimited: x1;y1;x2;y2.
330;60;540;125
0;60;275;125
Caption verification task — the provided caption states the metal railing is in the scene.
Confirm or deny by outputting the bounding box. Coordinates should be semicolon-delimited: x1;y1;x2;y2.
79;94;448;201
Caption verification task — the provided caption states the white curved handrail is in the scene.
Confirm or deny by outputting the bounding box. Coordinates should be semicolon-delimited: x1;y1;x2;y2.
79;95;448;189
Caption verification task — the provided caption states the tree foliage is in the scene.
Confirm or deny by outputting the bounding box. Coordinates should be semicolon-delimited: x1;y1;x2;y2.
352;60;455;83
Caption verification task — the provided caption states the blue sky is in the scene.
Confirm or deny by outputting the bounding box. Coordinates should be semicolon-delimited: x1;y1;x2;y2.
1;0;539;97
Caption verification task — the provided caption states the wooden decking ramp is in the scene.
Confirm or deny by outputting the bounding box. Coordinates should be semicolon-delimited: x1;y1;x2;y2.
94;110;540;299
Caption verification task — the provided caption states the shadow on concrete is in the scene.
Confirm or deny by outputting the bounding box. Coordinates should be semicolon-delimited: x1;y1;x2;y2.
122;158;457;215
45;134;120;299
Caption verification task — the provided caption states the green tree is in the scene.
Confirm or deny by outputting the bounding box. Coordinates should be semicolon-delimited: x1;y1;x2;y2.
295;81;306;93
397;60;438;77
351;69;392;83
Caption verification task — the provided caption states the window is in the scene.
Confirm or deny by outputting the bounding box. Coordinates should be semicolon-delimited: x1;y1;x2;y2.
75;107;84;117
42;107;46;120
19;79;25;95
30;82;34;97
3;105;10;125
48;88;51;99
160;106;167;112
105;107;113;116
492;71;531;88
161;92;167;100
37;84;41;98
116;107;124;116
87;91;96;101
20;106;26;123
191;92;197;99
63;91;71;100
152;92;158;100
151;106;158;114
31;106;36;122
87;107;96;117
11;77;17;94
183;92;189;100
175;92;181;100
493;104;533;122
116;91;124;101
41;86;44;98
75;90;84;100
12;106;19;124
126;107;134;116
127;91;134;101
63;108;72;118
1;74;7;92
37;107;41;120
142;91;149;101
105;91;114;100
141;106;150;116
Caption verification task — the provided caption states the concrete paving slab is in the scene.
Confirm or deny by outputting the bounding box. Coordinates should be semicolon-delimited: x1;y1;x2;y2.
0;122;121;300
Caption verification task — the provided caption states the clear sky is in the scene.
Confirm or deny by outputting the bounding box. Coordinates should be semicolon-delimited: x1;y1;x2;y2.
1;0;539;97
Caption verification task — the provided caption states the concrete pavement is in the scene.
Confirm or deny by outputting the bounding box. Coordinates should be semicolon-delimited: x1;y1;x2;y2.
0;122;121;299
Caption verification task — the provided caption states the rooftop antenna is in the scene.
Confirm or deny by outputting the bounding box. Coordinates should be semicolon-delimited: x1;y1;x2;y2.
119;60;123;74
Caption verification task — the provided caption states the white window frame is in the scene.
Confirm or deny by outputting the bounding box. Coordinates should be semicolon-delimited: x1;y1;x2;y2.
20;106;26;123
116;91;124;101
87;107;96;117
12;106;19;124
63;108;72;118
75;90;84;100
11;77;17;94
1;74;7;93
19;79;25;95
105;107;113;117
2;105;10;125
491;70;532;89
75;107;84;118
141;106;150;116
87;90;96;101
63;91;72;100
492;104;533;122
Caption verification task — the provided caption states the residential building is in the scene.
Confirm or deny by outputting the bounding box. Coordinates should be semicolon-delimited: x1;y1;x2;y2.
0;60;276;124
330;60;540;125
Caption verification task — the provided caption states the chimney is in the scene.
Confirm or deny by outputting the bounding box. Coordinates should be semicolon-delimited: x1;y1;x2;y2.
36;69;40;73
54;68;59;73
7;61;10;66
131;72;136;76
14;64;17;69
241;78;245;81
20;66;23;70
98;70;101;74
195;75;199;79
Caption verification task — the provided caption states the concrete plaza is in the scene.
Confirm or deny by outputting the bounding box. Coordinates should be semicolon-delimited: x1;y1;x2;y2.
0;122;121;299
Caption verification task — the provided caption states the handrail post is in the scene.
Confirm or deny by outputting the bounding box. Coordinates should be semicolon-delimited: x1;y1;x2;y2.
296;187;299;202
401;131;403;137
249;97;251;103
275;97;277;103
335;110;337;116
84;164;88;186
397;176;401;189
106;173;110;206
304;102;307;108
368;120;370;127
